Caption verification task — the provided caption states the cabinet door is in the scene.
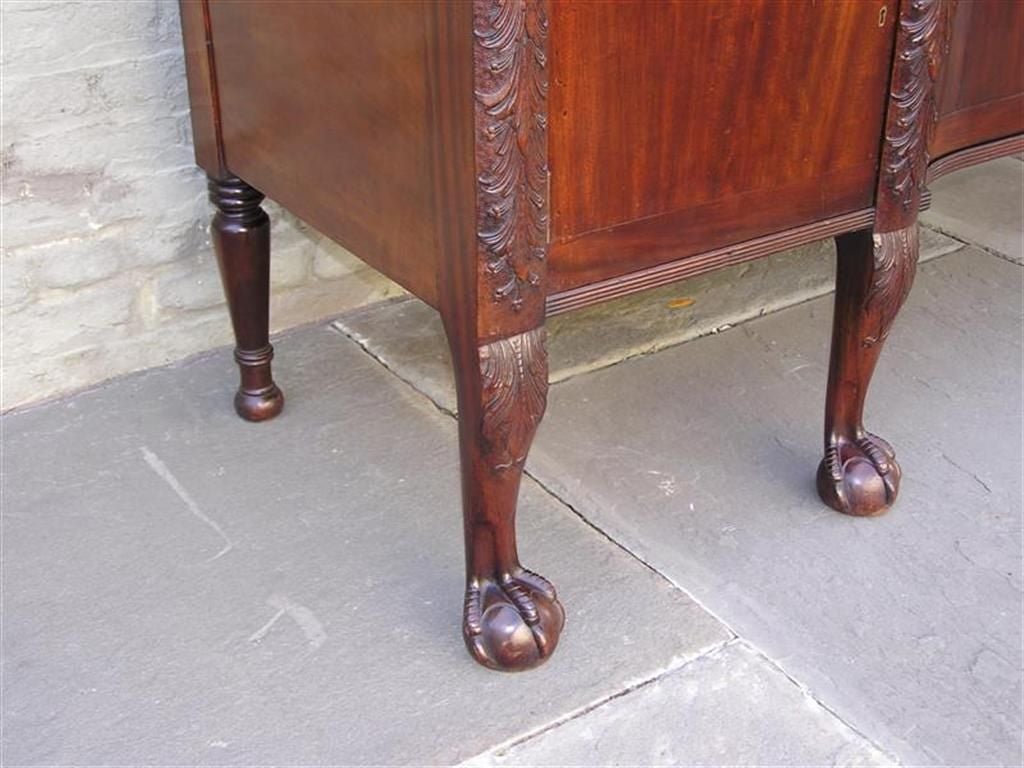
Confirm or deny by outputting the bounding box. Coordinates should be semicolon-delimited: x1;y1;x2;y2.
931;0;1024;159
548;0;896;292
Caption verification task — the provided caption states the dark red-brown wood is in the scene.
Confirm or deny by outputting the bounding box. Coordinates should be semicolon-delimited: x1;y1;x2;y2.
820;227;912;516
931;0;1024;158
546;0;896;291
208;175;283;422
180;0;1024;670
179;0;225;178
205;1;441;304
428;0;564;671
818;0;951;516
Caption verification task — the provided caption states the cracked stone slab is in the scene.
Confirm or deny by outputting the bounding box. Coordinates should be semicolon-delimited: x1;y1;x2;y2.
334;228;959;414
529;248;1023;766
922;156;1024;263
2;326;728;766
466;642;893;767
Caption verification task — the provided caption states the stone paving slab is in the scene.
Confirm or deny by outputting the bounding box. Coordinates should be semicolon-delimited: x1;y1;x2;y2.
329;245;1021;765
335;228;959;414
922;156;1024;263
529;248;1023;766
1;327;729;766
466;642;893;767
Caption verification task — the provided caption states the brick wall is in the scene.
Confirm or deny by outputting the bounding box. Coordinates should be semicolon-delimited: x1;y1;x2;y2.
1;1;402;411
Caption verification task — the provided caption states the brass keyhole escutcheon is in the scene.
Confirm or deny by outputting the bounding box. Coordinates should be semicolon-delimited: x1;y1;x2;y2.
878;5;888;26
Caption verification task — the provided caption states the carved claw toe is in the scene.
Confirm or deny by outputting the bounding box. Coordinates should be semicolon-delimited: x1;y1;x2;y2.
817;433;901;517
463;569;565;672
234;384;284;422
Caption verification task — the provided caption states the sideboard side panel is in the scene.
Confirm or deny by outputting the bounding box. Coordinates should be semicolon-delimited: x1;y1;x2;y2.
930;0;1024;158
206;2;440;305
179;0;225;177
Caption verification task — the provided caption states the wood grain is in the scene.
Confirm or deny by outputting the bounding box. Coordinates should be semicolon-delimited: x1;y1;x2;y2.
547;1;895;254
208;1;439;304
931;0;1024;157
179;0;225;177
208;175;283;422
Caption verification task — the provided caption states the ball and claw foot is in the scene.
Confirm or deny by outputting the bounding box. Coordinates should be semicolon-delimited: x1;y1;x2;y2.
463;568;565;672
817;432;901;517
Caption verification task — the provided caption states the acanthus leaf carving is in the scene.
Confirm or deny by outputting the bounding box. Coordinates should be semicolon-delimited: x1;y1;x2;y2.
479;327;548;471
882;0;955;210
864;226;918;348
473;0;550;312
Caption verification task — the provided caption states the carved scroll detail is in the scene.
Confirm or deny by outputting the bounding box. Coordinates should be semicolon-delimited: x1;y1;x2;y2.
882;0;955;210
473;0;550;312
479;328;548;471
864;226;919;347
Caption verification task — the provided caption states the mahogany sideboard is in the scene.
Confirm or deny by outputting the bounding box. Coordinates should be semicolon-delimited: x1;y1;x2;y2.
180;0;1024;672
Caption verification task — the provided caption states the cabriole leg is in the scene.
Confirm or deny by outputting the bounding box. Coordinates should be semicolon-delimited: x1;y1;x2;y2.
818;225;918;516
208;175;284;422
817;0;952;514
448;325;564;672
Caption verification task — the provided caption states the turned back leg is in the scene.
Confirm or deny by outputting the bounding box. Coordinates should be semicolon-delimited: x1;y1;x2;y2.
208;175;284;422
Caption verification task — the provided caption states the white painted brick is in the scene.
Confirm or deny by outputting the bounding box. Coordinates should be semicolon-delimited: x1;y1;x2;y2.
313;242;365;280
3;274;136;363
92;166;207;231
153;259;224;312
2;0;401;411
271;246;313;290
271;268;405;332
5;50;189;125
18;231;124;290
5;114;188;175
2;171;105;250
2;309;232;412
2;1;181;71
1;249;36;308
133;217;210;270
4;124;201;250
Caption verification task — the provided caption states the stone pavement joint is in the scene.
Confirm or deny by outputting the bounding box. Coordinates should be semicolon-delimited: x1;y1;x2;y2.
2;323;732;765
458;637;740;766
334;290;897;766
469;641;897;766
332;227;964;415
329;310;459;420
923;221;1018;266
335;297;893;765
523;471;898;766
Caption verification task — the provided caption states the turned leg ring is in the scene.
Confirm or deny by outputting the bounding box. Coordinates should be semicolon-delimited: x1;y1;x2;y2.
233;345;284;422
